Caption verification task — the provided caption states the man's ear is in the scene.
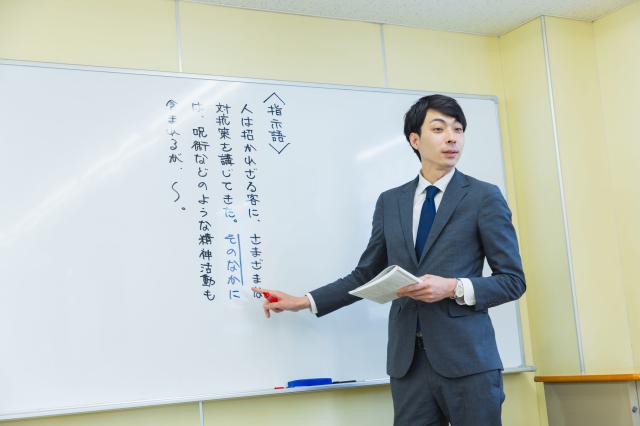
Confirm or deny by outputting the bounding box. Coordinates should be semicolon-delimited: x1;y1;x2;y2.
408;132;420;150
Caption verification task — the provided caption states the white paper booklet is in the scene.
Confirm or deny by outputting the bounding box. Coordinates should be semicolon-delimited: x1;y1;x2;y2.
348;265;420;304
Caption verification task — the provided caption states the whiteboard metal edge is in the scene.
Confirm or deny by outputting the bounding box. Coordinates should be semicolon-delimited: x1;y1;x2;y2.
0;367;536;421
0;59;498;103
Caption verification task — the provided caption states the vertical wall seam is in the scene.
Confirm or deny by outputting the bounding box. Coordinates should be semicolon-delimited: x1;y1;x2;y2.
379;24;389;88
175;0;184;72
494;33;529;369
540;15;585;373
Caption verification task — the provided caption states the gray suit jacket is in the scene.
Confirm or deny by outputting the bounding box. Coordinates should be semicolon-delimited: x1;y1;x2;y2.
310;169;526;379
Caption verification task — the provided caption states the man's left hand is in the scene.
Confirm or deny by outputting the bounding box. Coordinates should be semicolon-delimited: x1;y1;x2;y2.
397;275;456;303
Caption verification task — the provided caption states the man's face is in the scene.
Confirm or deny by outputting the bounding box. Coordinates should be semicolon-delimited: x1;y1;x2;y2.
409;109;465;172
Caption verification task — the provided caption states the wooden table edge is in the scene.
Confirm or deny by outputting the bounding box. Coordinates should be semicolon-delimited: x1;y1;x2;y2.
534;374;640;383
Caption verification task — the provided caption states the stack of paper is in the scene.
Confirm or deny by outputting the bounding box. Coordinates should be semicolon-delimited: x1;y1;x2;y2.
348;265;420;304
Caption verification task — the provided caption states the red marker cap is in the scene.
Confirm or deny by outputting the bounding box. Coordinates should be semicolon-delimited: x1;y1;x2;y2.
262;291;279;303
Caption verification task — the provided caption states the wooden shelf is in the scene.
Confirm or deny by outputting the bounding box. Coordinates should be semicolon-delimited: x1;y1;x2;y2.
535;373;640;383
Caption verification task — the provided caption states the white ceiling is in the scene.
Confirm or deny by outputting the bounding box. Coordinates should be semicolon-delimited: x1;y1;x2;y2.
191;0;634;35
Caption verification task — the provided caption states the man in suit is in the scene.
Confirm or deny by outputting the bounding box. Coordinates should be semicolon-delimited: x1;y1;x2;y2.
252;94;526;425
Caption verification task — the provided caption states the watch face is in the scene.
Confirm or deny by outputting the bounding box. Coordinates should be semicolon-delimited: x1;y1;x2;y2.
455;283;464;297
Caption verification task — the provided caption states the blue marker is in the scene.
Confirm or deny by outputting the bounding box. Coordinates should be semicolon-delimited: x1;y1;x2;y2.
287;378;333;388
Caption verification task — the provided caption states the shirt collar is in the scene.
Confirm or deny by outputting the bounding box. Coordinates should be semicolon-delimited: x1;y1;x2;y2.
416;167;456;196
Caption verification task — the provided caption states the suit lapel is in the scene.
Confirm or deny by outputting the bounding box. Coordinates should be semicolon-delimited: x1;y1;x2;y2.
418;170;470;264
397;177;419;268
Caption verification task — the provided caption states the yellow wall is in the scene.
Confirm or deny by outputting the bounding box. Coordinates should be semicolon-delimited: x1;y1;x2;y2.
497;6;640;380
0;0;552;425
180;3;384;86
494;5;640;421
594;1;640;370
0;404;199;426
0;0;178;71
498;18;581;376
543;16;634;372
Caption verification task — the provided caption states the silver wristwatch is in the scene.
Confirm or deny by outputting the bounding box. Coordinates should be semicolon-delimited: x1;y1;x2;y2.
453;279;464;302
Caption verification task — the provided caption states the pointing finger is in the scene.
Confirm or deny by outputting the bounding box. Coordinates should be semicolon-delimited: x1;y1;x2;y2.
263;303;270;319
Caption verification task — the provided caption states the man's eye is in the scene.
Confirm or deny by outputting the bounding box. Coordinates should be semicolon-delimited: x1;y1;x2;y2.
454;128;463;133
433;128;443;132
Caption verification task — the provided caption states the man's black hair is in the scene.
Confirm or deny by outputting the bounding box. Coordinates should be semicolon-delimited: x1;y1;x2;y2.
403;94;467;160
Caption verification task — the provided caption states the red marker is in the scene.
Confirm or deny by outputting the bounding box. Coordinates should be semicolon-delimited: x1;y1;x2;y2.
263;291;279;303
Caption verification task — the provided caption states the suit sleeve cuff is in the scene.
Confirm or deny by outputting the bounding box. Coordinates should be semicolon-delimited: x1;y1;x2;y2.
455;278;476;306
306;293;318;314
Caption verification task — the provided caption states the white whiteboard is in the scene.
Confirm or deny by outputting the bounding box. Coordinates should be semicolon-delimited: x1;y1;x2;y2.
0;61;529;420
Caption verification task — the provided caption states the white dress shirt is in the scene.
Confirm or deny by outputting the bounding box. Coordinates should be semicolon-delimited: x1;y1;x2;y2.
413;168;476;306
306;168;475;314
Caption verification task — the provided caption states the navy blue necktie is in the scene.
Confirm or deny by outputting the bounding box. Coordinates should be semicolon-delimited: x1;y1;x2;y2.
415;185;440;260
415;185;440;335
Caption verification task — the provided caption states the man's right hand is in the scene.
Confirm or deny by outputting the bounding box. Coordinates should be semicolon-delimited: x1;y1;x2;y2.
251;287;310;319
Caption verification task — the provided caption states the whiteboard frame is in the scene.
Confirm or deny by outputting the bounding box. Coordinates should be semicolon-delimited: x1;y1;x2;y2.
0;59;535;421
1;370;536;421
